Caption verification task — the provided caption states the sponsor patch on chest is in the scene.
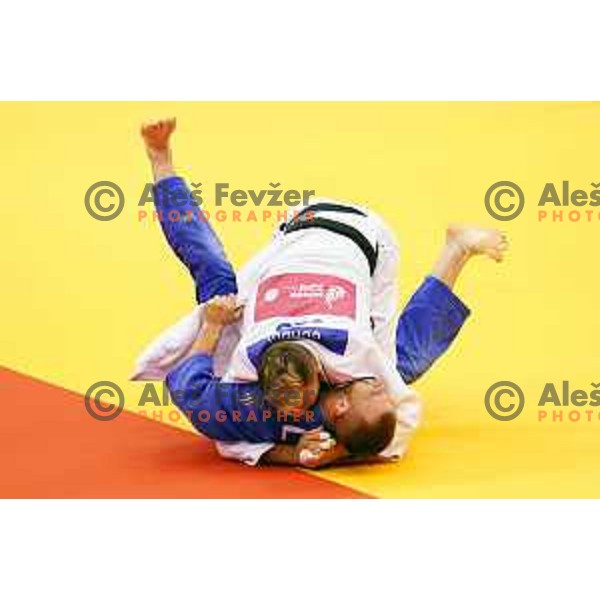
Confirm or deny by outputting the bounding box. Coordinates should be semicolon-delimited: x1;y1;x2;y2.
254;273;356;321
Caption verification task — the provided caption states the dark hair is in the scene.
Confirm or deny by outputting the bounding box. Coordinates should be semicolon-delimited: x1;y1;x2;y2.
258;341;318;397
338;410;396;457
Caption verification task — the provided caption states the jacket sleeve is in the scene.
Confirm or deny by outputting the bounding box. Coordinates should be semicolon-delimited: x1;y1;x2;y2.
165;353;246;430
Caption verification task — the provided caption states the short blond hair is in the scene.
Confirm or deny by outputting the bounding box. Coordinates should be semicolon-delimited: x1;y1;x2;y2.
258;342;318;401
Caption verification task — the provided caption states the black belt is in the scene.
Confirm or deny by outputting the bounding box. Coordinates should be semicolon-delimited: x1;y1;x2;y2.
280;202;379;275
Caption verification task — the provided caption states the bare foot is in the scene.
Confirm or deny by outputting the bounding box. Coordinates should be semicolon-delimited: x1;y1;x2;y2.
447;225;509;262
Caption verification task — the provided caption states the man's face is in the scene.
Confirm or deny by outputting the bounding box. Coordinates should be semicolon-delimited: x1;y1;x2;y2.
322;378;394;433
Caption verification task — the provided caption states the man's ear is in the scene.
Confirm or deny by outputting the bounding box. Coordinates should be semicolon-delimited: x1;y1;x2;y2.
332;393;351;419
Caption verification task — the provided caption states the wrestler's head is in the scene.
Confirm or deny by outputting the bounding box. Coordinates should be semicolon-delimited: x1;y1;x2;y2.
320;378;396;457
258;341;321;417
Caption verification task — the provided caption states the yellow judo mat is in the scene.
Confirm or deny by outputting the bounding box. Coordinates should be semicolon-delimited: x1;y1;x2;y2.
2;102;599;497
